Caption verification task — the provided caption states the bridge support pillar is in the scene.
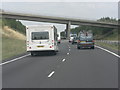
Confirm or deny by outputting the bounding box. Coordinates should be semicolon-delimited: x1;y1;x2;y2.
66;21;71;39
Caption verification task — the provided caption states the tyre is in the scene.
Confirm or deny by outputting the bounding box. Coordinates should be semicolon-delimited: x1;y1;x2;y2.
31;52;34;56
77;46;80;49
91;46;94;49
79;46;82;49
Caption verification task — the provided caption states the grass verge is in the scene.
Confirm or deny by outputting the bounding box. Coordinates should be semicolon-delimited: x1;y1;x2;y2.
1;26;26;61
95;42;119;51
2;36;26;60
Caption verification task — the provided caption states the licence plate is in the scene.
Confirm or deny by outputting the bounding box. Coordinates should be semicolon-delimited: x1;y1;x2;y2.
37;46;44;48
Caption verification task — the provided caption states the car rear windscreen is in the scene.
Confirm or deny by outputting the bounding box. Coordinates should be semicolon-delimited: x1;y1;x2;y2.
70;35;77;37
32;32;49;40
80;35;93;40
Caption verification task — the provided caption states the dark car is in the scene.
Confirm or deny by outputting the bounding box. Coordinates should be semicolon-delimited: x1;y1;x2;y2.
77;35;94;49
69;34;77;42
72;37;78;44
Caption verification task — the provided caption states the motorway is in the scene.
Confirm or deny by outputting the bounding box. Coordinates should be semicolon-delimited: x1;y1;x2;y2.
2;40;118;88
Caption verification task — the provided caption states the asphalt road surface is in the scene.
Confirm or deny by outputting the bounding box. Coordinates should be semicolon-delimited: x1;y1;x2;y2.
2;40;118;88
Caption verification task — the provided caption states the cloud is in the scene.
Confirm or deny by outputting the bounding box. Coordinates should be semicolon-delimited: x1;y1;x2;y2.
2;2;118;20
2;0;119;2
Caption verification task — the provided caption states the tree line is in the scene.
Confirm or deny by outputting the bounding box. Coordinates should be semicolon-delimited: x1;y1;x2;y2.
2;18;26;34
61;17;118;39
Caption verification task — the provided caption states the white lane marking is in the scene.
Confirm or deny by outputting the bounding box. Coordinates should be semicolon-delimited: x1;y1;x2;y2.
48;71;55;78
69;47;71;49
95;45;120;58
69;49;71;51
62;59;66;62
67;53;70;55
0;54;31;65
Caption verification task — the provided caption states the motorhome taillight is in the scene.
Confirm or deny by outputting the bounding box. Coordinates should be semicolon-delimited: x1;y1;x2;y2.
52;40;54;42
50;46;52;48
29;47;31;49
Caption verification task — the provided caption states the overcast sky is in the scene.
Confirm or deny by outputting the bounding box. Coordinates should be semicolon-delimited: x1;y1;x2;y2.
1;1;118;32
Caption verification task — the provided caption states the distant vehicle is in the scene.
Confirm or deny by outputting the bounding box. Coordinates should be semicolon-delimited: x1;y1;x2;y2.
72;37;78;44
69;34;77;42
61;37;66;40
57;32;61;44
77;31;94;49
26;25;59;56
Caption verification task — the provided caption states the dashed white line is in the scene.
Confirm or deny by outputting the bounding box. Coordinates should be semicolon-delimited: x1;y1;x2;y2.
62;59;66;62
69;49;71;51
48;71;55;78
0;54;31;66
95;45;120;58
67;53;70;55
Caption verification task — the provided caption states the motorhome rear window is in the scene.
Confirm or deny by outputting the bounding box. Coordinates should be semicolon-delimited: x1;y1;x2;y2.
32;32;49;40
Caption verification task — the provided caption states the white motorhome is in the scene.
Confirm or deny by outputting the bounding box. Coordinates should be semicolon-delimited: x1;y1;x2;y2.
26;25;59;56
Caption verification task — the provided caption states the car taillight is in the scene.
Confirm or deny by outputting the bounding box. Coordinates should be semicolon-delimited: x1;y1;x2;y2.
78;40;81;43
92;40;95;42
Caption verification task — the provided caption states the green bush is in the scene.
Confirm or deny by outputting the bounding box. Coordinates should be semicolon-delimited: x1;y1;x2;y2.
2;18;26;34
70;17;118;40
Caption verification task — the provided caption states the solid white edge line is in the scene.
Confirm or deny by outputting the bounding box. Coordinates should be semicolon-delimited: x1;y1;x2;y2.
62;59;66;62
0;54;31;65
48;71;55;78
95;45;120;58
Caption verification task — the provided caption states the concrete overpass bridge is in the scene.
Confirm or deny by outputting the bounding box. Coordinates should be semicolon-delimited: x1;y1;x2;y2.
0;11;118;39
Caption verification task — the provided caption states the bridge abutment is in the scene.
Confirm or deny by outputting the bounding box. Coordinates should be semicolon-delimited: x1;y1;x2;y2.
66;21;71;39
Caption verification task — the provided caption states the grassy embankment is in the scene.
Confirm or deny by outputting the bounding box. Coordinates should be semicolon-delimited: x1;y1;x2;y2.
2;26;26;60
95;30;119;51
96;42;119;51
